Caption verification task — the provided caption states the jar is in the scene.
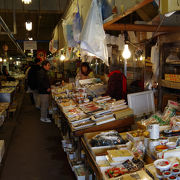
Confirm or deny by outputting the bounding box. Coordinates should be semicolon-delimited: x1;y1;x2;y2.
149;139;160;153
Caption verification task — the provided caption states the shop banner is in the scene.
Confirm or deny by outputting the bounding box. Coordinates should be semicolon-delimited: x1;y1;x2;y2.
24;41;37;50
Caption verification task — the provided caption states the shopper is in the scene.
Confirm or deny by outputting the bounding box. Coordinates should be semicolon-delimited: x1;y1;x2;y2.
37;60;51;123
27;58;41;108
2;66;15;81
106;64;127;100
76;62;94;80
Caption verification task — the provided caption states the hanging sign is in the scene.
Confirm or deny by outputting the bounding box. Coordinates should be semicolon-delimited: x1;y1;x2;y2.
24;41;37;50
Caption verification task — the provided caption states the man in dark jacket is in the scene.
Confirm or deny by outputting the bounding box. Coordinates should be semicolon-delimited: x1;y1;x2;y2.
27;58;41;108
37;60;51;123
106;64;127;100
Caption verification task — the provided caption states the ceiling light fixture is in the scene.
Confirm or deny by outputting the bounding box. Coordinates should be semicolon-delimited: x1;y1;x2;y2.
0;57;2;62
4;59;7;62
22;0;32;4
122;44;131;77
25;21;32;31
60;54;65;61
28;37;33;40
122;44;131;59
140;55;143;61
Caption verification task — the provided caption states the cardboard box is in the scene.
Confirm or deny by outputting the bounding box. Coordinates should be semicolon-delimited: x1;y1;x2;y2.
165;74;180;82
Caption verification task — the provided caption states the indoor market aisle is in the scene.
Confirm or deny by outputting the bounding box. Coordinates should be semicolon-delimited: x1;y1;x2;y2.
0;94;75;180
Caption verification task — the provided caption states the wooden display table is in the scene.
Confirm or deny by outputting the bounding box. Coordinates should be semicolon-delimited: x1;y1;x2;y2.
81;137;103;180
81;130;155;180
67;115;134;162
72;116;134;137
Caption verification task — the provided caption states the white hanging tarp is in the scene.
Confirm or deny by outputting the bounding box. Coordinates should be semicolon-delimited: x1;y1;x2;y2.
80;0;109;66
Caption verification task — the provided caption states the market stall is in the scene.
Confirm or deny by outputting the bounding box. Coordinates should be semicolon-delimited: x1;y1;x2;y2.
47;0;180;179
80;103;180;180
50;79;134;175
50;77;180;179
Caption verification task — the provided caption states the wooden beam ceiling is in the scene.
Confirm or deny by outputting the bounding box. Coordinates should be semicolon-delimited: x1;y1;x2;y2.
0;9;63;14
104;23;180;32
103;0;154;28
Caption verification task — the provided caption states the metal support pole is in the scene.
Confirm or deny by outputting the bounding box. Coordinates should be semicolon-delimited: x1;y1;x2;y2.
124;59;127;77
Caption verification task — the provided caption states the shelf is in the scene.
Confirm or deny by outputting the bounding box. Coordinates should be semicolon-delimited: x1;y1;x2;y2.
161;79;180;90
165;63;180;66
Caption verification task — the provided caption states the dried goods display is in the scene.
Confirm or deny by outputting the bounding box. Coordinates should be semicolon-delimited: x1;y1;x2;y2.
90;131;126;147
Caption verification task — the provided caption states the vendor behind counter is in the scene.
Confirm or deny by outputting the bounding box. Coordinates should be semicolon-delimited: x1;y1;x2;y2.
76;62;94;80
106;64;127;100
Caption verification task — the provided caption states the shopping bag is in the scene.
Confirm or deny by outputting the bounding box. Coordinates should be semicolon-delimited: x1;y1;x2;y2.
80;0;109;66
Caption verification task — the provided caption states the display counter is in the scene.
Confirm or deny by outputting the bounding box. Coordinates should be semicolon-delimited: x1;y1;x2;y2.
80;126;180;180
1;81;19;88
0;102;10;126
51;82;180;180
0;88;15;103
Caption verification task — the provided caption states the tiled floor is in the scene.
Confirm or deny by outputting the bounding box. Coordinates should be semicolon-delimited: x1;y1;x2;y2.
0;94;75;180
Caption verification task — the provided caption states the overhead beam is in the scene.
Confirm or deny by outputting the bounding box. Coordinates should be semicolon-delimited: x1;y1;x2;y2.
104;24;180;32
103;0;154;28
0;9;63;14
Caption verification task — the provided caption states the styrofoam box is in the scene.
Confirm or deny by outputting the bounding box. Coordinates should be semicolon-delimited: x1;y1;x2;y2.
73;165;92;180
0;140;5;163
126;132;144;142
128;90;155;117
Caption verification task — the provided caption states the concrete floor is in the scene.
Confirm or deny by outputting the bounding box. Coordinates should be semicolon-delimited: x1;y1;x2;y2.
0;94;75;180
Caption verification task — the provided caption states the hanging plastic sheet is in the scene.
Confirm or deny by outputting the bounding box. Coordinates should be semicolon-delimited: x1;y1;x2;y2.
151;43;159;82
49;25;59;53
117;34;125;51
101;0;113;20
62;9;77;48
73;1;82;44
80;0;109;66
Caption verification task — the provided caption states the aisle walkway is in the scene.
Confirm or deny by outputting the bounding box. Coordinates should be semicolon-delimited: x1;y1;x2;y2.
0;94;75;180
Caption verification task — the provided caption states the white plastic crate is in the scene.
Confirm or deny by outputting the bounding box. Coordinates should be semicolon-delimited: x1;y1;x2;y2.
128;90;155;117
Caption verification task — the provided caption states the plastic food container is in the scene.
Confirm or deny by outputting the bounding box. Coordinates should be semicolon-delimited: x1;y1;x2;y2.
154;159;171;176
168;175;177;180
177;173;180;180
163;171;171;178
166;142;176;149
156;173;163;179
172;168;180;175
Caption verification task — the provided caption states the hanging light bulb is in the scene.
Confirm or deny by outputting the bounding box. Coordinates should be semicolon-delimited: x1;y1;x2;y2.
0;57;2;62
60;54;65;61
140;55;143;61
22;0;32;4
4;59;7;62
122;44;131;59
28;37;33;40
10;57;13;60
25;21;32;31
